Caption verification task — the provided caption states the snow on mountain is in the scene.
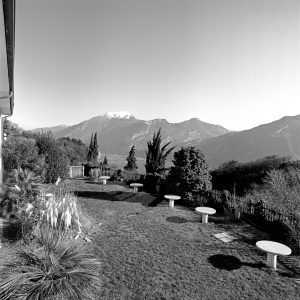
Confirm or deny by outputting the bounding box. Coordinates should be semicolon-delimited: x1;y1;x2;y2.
104;111;134;119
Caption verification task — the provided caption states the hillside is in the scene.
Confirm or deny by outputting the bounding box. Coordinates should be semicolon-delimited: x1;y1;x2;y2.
33;113;300;170
196;115;300;168
33;112;229;157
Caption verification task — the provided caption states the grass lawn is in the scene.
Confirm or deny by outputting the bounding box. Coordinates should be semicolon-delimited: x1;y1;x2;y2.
73;179;300;300
1;179;300;299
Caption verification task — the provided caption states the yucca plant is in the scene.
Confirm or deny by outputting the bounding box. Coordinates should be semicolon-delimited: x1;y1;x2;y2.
0;225;101;300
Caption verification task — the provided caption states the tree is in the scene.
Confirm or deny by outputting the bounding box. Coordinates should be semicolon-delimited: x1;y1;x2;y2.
87;133;94;163
167;147;212;205
58;137;88;165
125;145;138;170
87;133;100;165
145;128;175;174
35;132;69;183
3;136;45;175
103;156;108;168
210;156;290;196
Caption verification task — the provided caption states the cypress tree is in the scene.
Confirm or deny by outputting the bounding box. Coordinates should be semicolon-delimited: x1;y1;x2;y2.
103;155;108;165
87;133;94;162
92;133;99;163
125;145;138;170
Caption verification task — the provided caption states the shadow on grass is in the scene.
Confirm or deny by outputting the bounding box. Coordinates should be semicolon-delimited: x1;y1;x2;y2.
85;180;101;185
208;254;264;271
147;195;165;207
75;190;130;202
279;271;300;279
166;216;189;224
75;190;158;207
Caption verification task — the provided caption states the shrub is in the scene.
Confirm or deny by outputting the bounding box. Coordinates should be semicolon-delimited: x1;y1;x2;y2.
58;137;88;165
246;167;300;252
89;168;100;179
167;147;212;206
247;168;300;214
3;136;45;175
0;226;101;300
0;168;43;241
41;183;82;235
44;145;69;183
210;156;290;196
122;170;139;185
36;132;70;183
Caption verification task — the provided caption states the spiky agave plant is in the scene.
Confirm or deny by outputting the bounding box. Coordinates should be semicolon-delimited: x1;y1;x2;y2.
0;225;101;300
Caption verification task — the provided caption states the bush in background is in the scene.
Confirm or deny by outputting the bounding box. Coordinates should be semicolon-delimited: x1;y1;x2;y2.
246;167;300;252
122;170;139;185
247;168;300;214
58;137;88;165
3;137;45;176
167;147;212;206
36;132;70;183
210;155;290;196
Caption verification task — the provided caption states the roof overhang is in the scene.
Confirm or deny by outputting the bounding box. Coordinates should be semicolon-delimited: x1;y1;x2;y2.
0;0;15;116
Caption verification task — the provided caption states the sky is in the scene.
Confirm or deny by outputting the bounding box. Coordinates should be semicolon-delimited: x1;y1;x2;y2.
11;0;300;131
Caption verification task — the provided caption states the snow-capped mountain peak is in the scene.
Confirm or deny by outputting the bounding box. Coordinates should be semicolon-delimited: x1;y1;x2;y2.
104;111;134;119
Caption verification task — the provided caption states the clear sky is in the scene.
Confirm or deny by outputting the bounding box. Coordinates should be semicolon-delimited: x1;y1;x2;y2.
11;0;300;131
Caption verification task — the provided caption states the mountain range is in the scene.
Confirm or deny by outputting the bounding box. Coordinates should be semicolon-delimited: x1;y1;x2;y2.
33;112;300;169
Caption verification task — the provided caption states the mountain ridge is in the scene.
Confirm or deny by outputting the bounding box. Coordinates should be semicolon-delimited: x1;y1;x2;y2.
32;112;230;156
32;113;300;169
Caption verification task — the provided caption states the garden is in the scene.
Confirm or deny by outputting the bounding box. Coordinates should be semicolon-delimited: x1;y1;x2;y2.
0;123;300;299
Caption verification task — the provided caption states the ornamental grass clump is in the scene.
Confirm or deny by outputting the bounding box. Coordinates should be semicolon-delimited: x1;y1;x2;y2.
43;192;82;235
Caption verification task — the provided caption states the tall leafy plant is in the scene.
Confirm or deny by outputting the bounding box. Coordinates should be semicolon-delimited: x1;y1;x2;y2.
145;128;175;174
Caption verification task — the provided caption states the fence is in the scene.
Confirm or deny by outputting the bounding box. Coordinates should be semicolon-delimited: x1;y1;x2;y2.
89;169;115;178
201;189;300;229
69;166;84;179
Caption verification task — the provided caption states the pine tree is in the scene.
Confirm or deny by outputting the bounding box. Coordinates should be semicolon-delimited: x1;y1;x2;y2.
125;145;138;170
145;128;175;174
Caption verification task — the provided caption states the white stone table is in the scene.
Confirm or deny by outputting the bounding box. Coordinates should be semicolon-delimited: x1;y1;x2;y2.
195;207;216;223
256;240;291;269
130;183;143;194
99;176;110;185
164;195;181;208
